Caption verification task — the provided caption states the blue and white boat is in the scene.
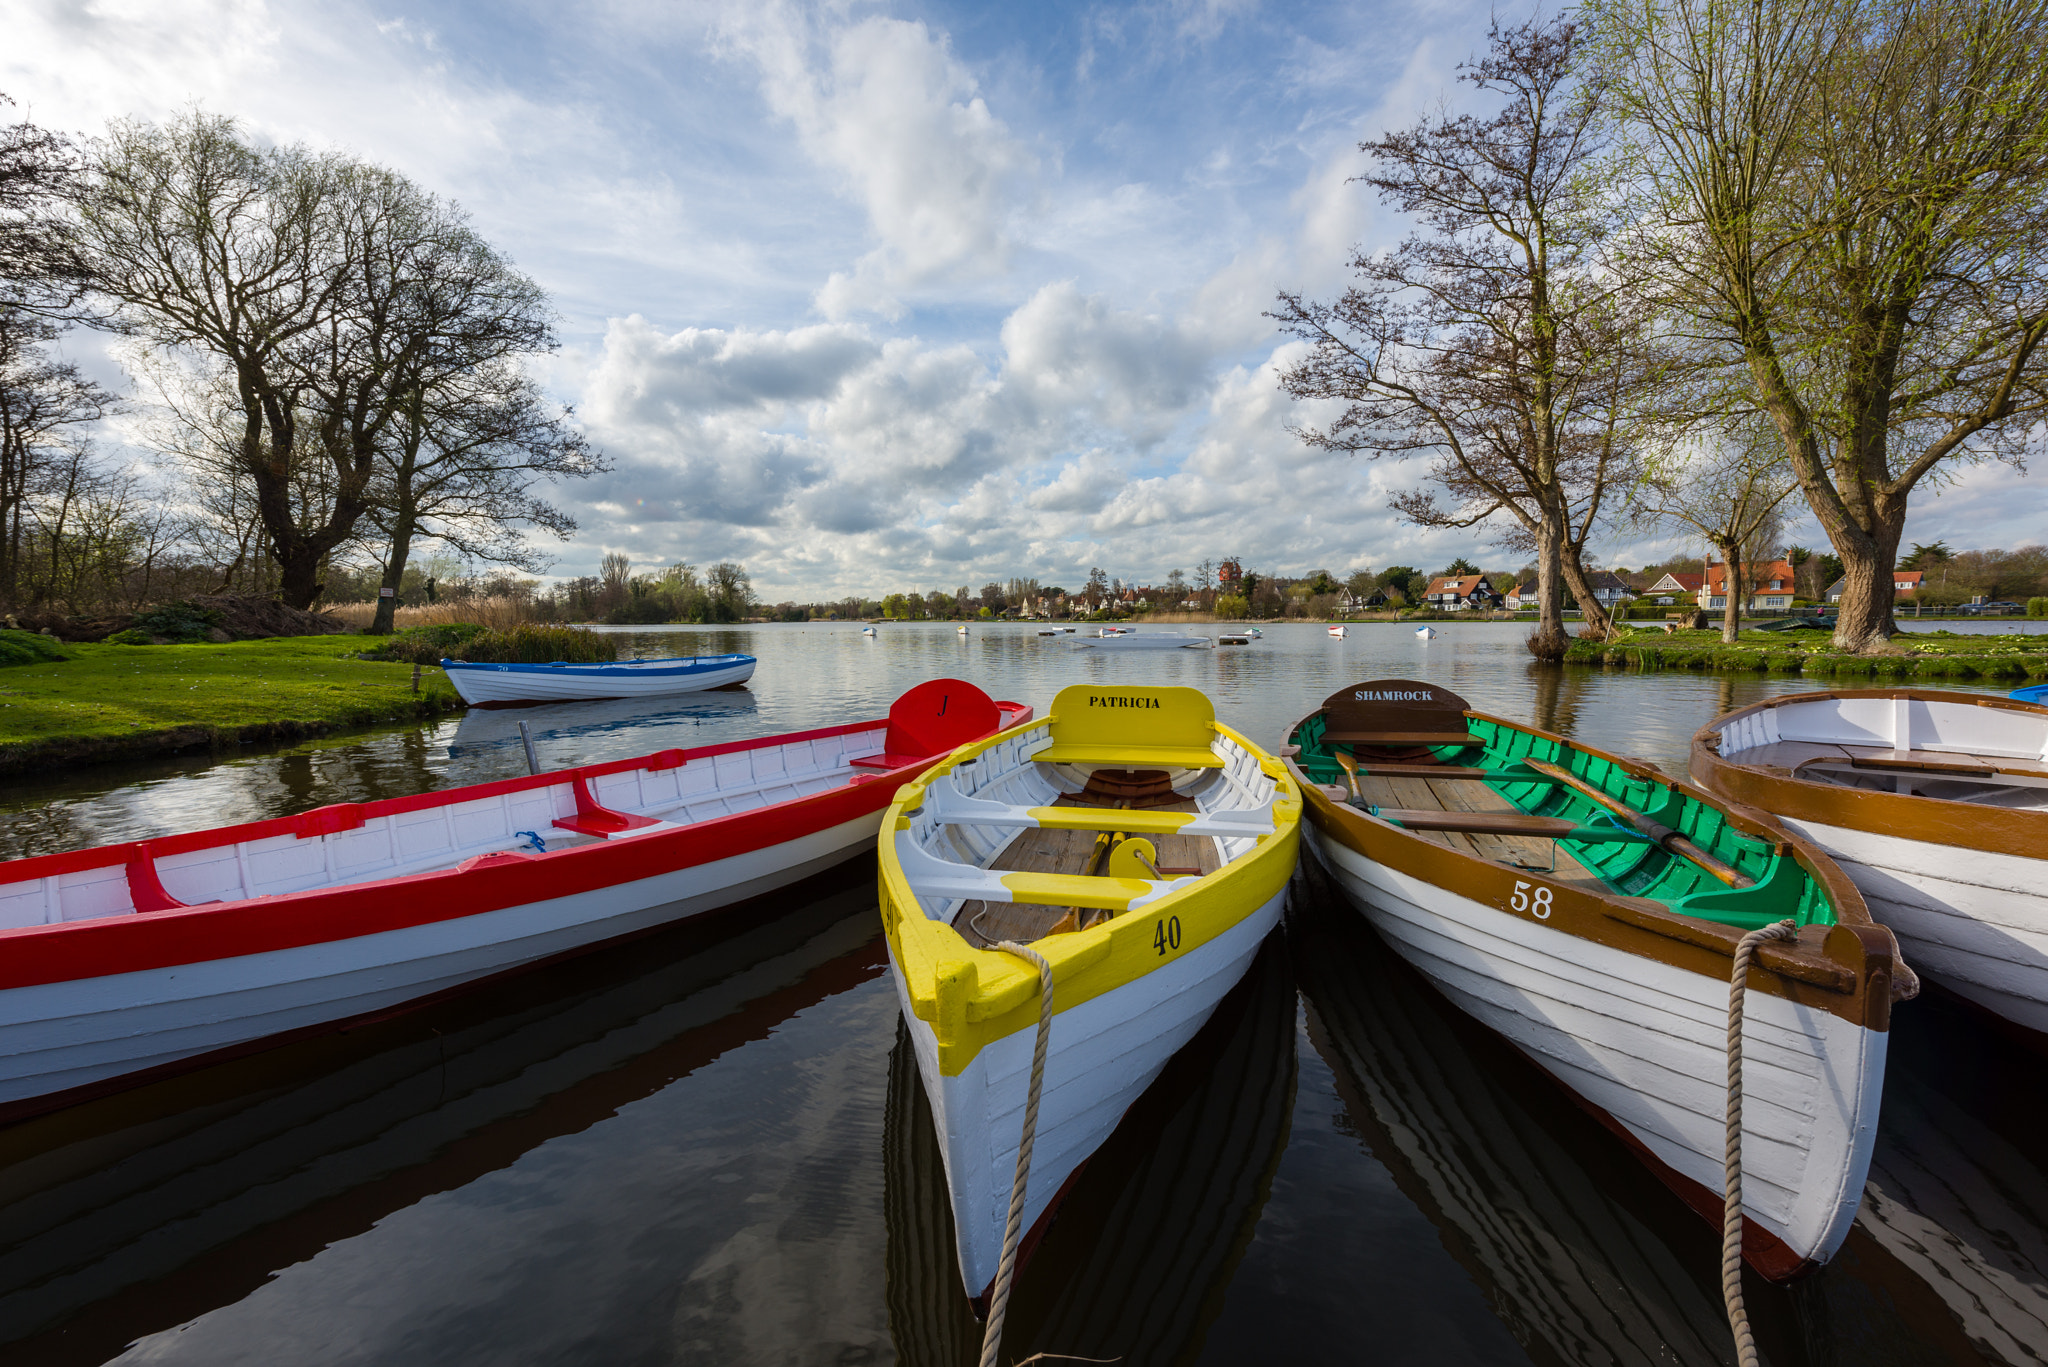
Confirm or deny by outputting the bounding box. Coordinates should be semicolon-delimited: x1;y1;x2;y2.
440;653;756;707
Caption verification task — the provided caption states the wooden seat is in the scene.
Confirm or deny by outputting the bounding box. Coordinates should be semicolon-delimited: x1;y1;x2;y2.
952;794;1223;949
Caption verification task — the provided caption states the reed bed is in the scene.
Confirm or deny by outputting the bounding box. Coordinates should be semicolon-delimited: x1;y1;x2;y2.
326;596;549;632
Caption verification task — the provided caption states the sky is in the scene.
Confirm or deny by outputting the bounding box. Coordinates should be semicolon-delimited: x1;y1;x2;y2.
5;0;2044;600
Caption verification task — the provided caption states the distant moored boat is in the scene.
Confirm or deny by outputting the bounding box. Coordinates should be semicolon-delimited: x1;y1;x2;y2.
441;653;756;707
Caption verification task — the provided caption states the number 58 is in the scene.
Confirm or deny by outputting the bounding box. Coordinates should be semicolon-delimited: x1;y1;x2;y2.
1510;880;1554;919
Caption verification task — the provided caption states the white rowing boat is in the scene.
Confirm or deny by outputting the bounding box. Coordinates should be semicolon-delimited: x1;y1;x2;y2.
880;684;1300;1300
1695;688;2048;1040
440;653;756;707
1288;678;1903;1278
0;679;1028;1123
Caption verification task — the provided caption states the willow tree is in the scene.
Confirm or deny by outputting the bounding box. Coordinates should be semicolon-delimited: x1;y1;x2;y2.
1273;17;1656;656
1591;0;2048;653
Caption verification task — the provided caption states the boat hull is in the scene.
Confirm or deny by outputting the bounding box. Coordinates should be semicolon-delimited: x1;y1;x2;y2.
1303;821;1886;1277
890;893;1282;1298
442;655;756;706
1694;688;2048;1042
0;812;880;1118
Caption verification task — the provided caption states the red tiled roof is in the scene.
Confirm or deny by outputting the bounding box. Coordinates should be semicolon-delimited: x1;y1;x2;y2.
1705;561;1797;594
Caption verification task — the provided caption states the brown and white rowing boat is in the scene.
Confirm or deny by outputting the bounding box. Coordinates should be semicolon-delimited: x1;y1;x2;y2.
1287;679;1905;1279
1694;688;2048;1042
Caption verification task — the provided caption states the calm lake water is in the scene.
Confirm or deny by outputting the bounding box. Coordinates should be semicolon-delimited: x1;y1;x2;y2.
0;622;2039;1365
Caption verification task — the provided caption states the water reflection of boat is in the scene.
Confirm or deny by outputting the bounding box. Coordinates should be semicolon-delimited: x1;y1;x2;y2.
884;936;1294;1367
444;688;761;760
1852;989;2048;1365
0;877;887;1360
1291;876;1751;1366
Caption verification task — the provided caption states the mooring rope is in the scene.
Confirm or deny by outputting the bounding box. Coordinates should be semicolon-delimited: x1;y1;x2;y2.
979;940;1056;1367
1723;917;1798;1367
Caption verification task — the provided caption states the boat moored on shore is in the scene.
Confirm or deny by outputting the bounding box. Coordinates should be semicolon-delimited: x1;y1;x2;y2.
440;653;756;707
1286;678;1904;1279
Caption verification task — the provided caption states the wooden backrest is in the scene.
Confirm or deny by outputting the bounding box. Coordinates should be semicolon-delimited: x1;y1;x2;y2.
1320;679;1474;746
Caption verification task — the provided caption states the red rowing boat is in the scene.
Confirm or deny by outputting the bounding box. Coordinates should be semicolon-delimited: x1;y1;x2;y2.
0;679;1028;1124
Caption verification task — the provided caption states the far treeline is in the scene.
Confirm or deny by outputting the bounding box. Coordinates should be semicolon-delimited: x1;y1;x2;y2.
1275;2;2048;656
0;101;603;635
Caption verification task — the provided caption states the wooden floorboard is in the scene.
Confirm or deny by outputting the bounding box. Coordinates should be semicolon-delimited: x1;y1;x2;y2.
952;795;1221;949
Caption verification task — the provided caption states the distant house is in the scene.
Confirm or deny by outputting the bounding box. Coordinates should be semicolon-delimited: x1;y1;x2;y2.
1704;560;1797;610
1643;571;1705;604
1824;570;1924;602
1580;570;1638;611
1349;586;1391;610
1502;579;1538;610
1423;574;1503;611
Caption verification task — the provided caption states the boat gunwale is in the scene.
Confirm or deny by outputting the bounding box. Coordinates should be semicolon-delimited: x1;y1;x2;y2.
1288;702;1898;1031
0;703;1032;989
438;653;756;677
1692;686;2048;861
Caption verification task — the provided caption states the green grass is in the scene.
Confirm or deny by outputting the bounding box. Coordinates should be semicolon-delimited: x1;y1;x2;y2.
0;635;464;775
1568;626;2048;681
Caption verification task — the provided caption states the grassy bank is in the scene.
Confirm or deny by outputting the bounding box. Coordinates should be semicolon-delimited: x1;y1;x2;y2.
1567;627;2048;683
0;636;464;776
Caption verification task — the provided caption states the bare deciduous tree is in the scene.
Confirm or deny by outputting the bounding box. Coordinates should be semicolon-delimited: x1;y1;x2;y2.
1592;0;2048;652
1272;17;1655;657
1632;415;1801;641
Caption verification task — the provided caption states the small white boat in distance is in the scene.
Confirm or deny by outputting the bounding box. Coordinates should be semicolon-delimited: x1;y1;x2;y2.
863;626;878;636
1070;631;1214;651
1328;625;1348;638
1245;628;1261;637
1416;626;1437;640
957;625;970;636
1218;634;1252;646
441;653;755;708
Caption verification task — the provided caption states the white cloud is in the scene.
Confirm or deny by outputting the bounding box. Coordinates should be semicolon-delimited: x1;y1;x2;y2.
713;7;1037;319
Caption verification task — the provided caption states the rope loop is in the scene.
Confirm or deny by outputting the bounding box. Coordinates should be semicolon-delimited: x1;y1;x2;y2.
978;941;1056;1367
1724;917;1798;1367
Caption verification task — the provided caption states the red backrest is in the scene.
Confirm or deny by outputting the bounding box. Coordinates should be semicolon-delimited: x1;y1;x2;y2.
883;678;1001;758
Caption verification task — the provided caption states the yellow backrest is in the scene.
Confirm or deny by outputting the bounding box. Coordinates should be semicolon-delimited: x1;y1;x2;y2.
1032;684;1225;769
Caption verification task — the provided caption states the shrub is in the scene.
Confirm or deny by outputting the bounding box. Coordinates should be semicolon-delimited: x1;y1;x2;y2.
129;600;224;643
103;628;154;646
459;625;618;664
358;623;492;664
0;628;67;665
2030;597;2048;618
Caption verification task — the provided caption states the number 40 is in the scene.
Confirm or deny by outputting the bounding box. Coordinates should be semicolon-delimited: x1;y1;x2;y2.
1510;881;1554;919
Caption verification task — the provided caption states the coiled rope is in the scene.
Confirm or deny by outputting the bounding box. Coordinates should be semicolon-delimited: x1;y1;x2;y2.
979;940;1056;1367
1723;917;1798;1367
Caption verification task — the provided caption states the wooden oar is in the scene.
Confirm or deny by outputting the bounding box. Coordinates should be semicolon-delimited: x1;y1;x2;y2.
1522;758;1754;889
1331;748;1364;802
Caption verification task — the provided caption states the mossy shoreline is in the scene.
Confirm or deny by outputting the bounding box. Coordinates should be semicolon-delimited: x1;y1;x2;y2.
1567;628;2048;683
0;636;465;778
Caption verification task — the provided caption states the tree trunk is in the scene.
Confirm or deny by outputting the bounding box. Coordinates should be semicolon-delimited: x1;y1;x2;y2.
1559;546;1615;639
1718;542;1743;644
1829;518;1903;653
371;517;416;635
1527;509;1569;661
